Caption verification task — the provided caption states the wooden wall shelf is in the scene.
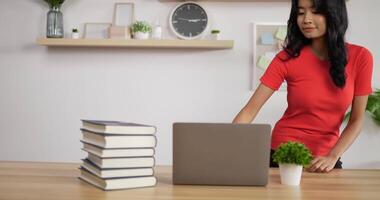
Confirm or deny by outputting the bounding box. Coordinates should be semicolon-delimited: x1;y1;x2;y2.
159;0;290;2
36;38;234;49
158;0;349;2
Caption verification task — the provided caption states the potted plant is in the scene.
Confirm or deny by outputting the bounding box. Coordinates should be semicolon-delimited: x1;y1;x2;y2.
43;0;66;38
71;28;79;39
210;29;220;40
131;21;152;40
272;141;312;186
345;89;380;125
44;0;65;7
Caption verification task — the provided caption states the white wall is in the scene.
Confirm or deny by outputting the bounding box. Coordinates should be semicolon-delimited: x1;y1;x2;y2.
0;0;379;168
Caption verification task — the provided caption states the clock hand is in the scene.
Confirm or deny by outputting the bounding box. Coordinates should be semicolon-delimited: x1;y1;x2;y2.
178;17;191;21
178;18;202;23
188;19;202;23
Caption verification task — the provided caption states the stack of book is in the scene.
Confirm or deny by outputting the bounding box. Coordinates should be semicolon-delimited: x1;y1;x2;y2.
79;120;157;190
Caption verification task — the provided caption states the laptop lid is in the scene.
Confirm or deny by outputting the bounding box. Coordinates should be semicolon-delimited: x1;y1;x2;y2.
173;123;271;186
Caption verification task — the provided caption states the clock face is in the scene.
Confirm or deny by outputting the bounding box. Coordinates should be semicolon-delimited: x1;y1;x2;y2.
170;3;208;39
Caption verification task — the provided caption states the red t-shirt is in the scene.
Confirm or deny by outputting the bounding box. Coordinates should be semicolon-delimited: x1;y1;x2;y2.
260;43;373;156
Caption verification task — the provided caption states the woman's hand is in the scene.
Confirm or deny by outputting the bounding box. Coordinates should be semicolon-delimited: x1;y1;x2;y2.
306;155;338;173
306;96;368;173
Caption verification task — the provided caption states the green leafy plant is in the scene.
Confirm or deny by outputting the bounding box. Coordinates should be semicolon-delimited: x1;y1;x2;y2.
131;21;152;33
43;0;65;8
345;89;380;125
211;29;220;34
72;28;78;33
273;141;312;167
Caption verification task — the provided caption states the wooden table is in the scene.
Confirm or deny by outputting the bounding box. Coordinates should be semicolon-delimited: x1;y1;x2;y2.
0;161;379;200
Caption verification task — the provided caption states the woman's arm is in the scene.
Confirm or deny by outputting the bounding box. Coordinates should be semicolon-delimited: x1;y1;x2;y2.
232;84;275;124
308;95;369;173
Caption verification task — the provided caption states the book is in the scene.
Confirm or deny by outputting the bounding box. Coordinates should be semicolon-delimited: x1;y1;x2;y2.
81;159;154;178
81;129;157;148
81;120;156;135
79;168;157;190
82;142;155;158
87;153;155;168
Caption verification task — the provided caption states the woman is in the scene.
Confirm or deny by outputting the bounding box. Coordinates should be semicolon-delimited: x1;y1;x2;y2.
233;0;373;173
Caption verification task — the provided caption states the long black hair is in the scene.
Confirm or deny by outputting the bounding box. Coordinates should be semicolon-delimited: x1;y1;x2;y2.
284;0;348;88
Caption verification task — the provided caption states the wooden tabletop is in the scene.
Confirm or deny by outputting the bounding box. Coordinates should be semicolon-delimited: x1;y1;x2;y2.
0;161;379;200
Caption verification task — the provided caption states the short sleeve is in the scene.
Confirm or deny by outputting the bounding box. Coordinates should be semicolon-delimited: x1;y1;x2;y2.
259;53;288;91
354;48;373;96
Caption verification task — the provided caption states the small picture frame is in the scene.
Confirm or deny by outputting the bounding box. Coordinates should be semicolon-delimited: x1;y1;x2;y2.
113;3;135;27
109;26;131;39
83;23;112;39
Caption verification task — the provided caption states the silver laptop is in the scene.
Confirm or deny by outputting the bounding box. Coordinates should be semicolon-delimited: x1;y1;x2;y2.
173;123;271;186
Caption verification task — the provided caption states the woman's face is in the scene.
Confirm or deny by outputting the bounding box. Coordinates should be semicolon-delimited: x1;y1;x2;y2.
297;0;327;39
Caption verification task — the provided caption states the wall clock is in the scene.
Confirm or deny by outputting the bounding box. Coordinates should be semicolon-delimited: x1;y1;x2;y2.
169;2;209;40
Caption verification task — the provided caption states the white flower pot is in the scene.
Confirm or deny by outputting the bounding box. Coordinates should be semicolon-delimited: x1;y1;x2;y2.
71;32;80;39
279;164;303;186
134;32;150;40
210;34;219;40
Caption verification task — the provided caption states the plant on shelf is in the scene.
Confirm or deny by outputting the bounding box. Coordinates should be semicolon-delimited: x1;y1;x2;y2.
345;89;380;125
131;21;152;40
43;0;66;38
71;28;80;39
211;30;220;34
43;0;65;8
272;141;312;186
210;29;220;40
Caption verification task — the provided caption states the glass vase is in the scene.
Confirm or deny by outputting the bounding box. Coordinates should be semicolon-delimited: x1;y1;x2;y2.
46;6;64;38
